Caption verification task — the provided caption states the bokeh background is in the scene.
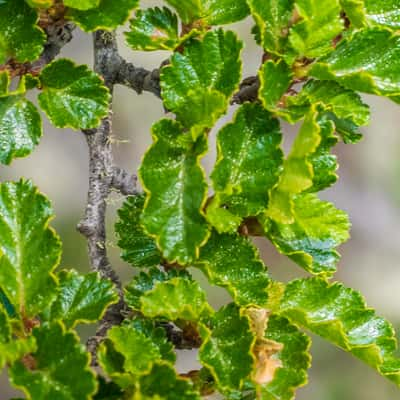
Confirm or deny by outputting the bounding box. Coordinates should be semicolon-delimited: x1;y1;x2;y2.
1;1;400;398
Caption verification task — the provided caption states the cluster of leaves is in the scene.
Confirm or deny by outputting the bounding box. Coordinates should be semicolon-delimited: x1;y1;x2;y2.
1;0;400;399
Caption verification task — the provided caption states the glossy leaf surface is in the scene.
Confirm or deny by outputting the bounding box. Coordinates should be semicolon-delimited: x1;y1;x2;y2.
164;0;202;24
48;270;118;328
125;268;191;310
200;304;255;392
363;0;400;29
210;103;283;220
342;0;400;29
140;276;213;322
264;194;350;276
279;278;400;384
38;59;110;129
259;60;293;111
163;0;249;25
0;0;45;64
136;362;201;399
115;195;161;268
267;110;321;224
289;0;343;58
294;81;370;126
311;28;400;101
140;119;209;264
197;231;270;306
105;323;166;375
9;322;96;400
0;73;42;165
203;0;250;25
125;7;179;51
0;180;60;317
160;29;242;136
248;0;294;55
67;0;139;31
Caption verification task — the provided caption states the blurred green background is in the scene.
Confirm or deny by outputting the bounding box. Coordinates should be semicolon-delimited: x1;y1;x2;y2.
1;2;400;398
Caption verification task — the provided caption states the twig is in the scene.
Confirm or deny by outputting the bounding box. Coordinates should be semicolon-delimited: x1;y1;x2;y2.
77;32;168;364
1;22;75;77
116;59;161;98
78;31;135;364
33;22;76;68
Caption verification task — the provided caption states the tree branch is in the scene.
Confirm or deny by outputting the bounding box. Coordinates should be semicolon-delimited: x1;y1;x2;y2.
115;59;161;98
78;30;164;364
78;31;137;364
33;22;76;69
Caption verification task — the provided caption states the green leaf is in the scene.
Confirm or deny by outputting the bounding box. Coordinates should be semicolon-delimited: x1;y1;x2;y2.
248;0;294;55
165;0;249;25
200;303;255;392
94;377;123;400
0;306;36;370
0;73;42;165
115;195;161;268
203;0;250;25
305;114;338;192
267;110;321;224
0;288;16;317
105;323;166;375
311;28;400;101
0;72;8;95
125;268;191;310
210;103;283;221
67;0;139;31
339;0;366;28
364;0;400;29
97;339;128;388
38;58;110;130
263;194;350;276
0;180;60;317
99;320;177;391
342;0;400;29
64;0;99;10
197;231;270;307
289;79;370;125
164;0;202;24
47;269;118;328
278;278;400;385
140;276;213;322
259;315;311;400
9;322;96;400
204;199;242;234
125;7;179;51
286;79;370;141
139;119;209;265
288;0;343;58
160;29;242;137
25;0;54;8
0;0;45;64
259;60;293;112
130;317;176;363
136;362;201;399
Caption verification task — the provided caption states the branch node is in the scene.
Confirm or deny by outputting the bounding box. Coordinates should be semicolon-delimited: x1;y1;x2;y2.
76;220;96;237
